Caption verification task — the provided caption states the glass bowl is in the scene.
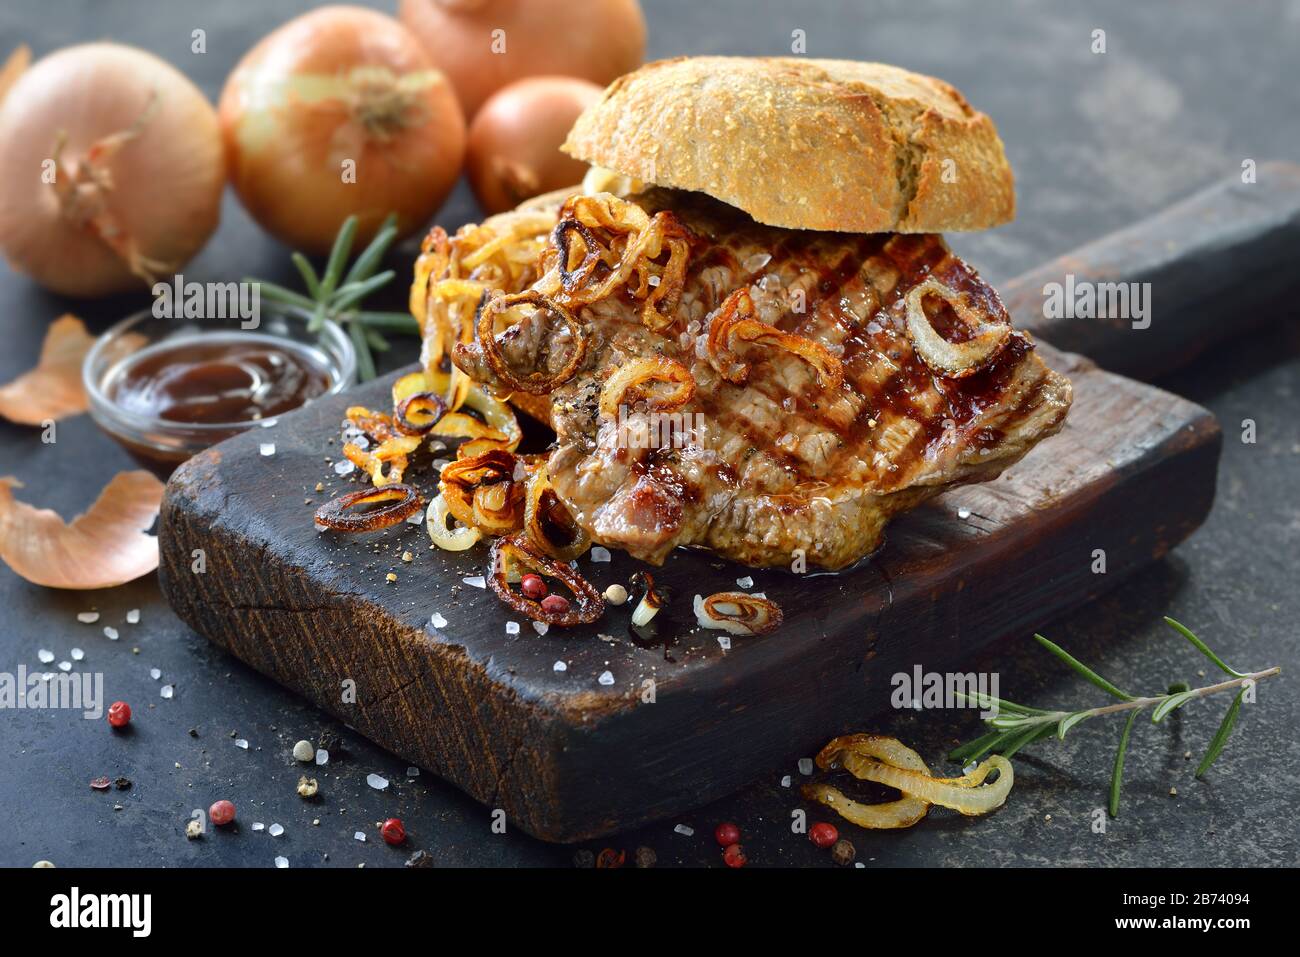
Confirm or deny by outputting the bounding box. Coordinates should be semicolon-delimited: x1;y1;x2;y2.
83;308;356;473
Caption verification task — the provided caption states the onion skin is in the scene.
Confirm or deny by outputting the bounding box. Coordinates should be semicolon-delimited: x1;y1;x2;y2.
0;43;224;297
219;5;466;254
467;77;602;214
399;0;646;117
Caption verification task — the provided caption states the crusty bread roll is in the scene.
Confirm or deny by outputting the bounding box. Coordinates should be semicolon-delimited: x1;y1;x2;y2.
563;56;1015;234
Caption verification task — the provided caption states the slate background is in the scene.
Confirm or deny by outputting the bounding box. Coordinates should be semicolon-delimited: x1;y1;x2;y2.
0;0;1296;868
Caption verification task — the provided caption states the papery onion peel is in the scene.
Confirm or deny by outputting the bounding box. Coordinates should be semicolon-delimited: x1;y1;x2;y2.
0;315;94;425
0;469;163;589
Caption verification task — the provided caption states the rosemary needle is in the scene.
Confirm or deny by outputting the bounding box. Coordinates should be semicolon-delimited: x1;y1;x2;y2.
248;213;413;381
950;618;1280;816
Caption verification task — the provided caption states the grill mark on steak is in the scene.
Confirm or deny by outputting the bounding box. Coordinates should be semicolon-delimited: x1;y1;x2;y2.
453;188;1073;569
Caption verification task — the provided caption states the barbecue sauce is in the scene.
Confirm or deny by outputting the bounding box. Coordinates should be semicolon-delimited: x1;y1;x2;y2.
109;334;332;426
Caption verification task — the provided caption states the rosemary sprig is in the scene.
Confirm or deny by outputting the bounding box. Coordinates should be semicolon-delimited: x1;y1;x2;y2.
950;618;1279;816
246;214;419;381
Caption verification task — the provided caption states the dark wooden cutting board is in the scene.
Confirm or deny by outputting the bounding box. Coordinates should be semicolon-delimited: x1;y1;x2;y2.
157;166;1300;842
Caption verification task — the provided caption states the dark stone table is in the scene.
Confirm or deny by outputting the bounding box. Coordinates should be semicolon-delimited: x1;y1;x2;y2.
1;0;1295;867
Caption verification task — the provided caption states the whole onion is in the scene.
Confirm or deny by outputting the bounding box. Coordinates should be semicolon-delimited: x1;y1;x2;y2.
219;5;466;254
399;0;645;117
0;43;225;298
467;77;602;214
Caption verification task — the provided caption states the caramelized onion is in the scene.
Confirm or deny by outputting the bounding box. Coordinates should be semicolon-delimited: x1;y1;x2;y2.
630;571;667;627
904;277;1011;378
343;434;421;487
394;391;448;435
540;193;691;331
802;782;930;830
846;750;1014;816
489;533;603;627
476;290;588;395
439;446;521;531
523;467;590;561
472;481;524;534
598;354;695;418
426;493;480;551
706;289;843;390
315;484;422;533
803;734;931;829
693;591;784;636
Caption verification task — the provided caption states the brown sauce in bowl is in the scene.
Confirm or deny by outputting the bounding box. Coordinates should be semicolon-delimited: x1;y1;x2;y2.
107;334;333;425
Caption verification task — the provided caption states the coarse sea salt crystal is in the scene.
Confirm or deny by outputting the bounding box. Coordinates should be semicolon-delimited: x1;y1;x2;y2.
406;511;423;525
780;775;792;788
532;621;549;636
126;609;140;624
58;661;71;672
736;576;754;589
673;824;694;836
553;660;567;673
259;442;276;457
743;252;772;272
235;738;249;750
161;685;174;699
598;671;614;686
462;575;486;589
590;546;612;563
717;636;731;651
315;749;329;765
798;758;814;776
269;823;284;837
274;856;289;869
430;612;448;629
38;649;54;664
957;507;971;520
150;668;161;680
260;418;277;429
505;621;520;635
354;831;367;842
406;767;420;778
367;773;389;791
70;648;85;661
77;612;99;624
251;822;265;832
104;627;119;641
333;459;356;476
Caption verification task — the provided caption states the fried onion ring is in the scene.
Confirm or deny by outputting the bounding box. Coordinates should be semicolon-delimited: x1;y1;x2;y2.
489;533;604;627
426;493;481;551
903;277;1012;379
598;354;696;418
693;591;784;636
439;448;521;531
523;467;590;561
706;289;843;390
476;290;588;395
803;734;932;829
394;392;448;436
315;484;422;533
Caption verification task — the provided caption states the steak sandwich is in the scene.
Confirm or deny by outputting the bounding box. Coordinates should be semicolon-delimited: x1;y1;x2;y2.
416;56;1072;571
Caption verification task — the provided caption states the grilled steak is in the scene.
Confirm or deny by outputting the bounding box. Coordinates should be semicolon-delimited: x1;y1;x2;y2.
451;188;1072;570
